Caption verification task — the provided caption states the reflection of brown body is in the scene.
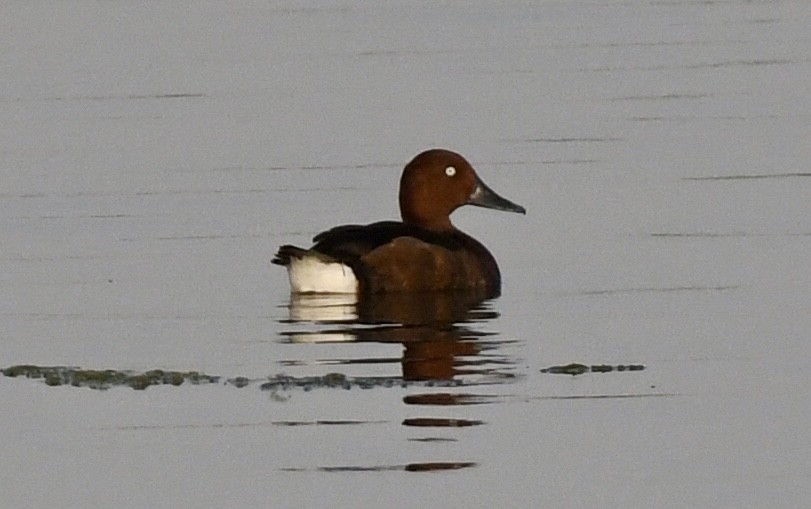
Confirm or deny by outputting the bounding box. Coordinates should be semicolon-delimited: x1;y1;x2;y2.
356;289;489;325
280;291;506;473
402;338;480;381
285;290;502;382
359;291;493;381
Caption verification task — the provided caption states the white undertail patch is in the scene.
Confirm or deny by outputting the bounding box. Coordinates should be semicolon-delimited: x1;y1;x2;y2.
287;256;359;294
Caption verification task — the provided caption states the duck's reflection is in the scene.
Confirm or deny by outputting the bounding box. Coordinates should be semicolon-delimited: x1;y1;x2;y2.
279;290;511;382
276;291;512;473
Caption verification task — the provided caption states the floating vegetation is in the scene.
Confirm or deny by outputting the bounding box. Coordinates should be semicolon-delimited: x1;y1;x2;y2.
3;363;644;391
1;365;499;392
261;372;393;391
259;373;469;392
540;363;645;376
2;365;220;390
230;376;251;388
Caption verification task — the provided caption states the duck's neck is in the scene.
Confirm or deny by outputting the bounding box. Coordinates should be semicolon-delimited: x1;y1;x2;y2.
401;213;454;232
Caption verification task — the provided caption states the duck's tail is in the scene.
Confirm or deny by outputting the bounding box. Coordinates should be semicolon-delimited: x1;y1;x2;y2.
272;245;358;294
271;245;310;266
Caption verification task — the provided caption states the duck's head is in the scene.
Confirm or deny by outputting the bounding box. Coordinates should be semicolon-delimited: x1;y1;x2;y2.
398;149;526;231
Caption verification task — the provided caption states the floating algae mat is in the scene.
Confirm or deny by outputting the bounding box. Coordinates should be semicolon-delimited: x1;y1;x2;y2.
2;365;222;390
2;363;642;391
1;365;502;392
258;373;471;391
540;363;645;376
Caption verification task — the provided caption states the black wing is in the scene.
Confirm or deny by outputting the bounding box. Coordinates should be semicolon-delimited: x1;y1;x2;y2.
312;221;462;262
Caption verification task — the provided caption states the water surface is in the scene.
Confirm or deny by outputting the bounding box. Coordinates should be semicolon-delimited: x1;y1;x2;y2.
2;1;810;507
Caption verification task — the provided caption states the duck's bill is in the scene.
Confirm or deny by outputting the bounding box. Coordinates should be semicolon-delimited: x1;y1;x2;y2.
467;176;526;214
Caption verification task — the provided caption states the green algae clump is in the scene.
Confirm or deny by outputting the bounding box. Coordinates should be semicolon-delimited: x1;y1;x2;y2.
540;363;646;376
2;365;221;391
3;365;46;378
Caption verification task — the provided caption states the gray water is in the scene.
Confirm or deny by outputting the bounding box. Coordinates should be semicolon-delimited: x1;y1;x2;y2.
2;1;810;507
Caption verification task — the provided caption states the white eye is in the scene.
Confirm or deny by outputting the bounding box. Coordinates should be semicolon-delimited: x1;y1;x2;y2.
445;166;456;177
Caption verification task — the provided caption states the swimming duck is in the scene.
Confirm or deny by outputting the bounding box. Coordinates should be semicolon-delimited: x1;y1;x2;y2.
272;149;525;297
